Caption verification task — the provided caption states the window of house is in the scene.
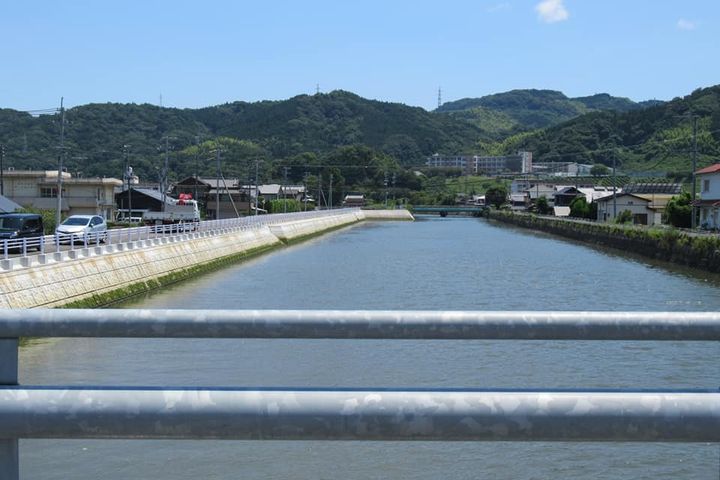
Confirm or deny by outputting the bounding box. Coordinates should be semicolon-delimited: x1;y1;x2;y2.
703;179;710;192
40;187;57;198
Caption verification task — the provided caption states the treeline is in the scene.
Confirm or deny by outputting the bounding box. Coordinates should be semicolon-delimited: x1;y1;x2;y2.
0;90;483;182
498;86;720;178
1;85;720;206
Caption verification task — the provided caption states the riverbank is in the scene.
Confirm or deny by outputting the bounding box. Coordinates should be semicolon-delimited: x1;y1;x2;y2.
488;210;720;273
0;209;413;309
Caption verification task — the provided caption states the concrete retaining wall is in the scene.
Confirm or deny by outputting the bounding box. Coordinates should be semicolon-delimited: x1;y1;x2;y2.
488;210;720;273
267;211;364;242
0;228;281;309
359;209;415;221
0;210;411;309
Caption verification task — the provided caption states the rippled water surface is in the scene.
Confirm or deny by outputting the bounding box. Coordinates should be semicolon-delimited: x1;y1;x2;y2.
20;217;720;478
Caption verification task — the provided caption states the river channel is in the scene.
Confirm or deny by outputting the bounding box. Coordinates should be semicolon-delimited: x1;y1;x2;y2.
19;216;720;479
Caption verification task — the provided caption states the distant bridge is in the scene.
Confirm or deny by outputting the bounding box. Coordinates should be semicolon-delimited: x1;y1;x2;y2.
411;205;488;216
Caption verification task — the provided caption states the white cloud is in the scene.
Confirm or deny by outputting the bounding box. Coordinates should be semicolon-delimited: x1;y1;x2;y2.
487;2;511;13
535;0;569;23
677;19;696;31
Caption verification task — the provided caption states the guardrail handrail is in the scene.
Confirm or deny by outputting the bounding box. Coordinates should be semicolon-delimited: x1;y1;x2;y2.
0;208;361;261
1;318;718;474
2;309;720;340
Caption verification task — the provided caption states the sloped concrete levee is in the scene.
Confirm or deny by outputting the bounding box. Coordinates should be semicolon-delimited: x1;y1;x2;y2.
267;209;413;242
0;209;413;309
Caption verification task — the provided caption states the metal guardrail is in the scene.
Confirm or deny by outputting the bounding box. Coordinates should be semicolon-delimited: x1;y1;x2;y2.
1;310;720;479
0;208;361;261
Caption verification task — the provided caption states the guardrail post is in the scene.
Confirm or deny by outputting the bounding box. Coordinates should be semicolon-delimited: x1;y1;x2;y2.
0;338;19;480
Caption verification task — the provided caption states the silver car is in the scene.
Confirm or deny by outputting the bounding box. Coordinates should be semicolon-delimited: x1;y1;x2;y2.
56;215;107;243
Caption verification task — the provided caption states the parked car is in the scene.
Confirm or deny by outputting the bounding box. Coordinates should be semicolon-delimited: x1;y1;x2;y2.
0;213;45;251
56;215;107;243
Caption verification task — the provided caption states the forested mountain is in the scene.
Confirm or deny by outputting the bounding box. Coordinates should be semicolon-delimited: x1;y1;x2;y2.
497;85;720;176
0;91;483;182
0;86;717;190
436;89;659;137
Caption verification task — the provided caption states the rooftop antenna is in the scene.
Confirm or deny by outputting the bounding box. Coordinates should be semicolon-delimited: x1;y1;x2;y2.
438;87;442;109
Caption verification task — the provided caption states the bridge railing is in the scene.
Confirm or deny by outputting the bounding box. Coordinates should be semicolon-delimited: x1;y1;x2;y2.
1;309;720;479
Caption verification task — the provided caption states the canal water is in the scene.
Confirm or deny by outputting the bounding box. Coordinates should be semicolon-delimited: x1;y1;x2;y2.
20;216;720;479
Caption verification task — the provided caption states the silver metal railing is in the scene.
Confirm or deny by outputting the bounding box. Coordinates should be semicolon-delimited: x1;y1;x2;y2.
0;208;361;261
1;309;719;479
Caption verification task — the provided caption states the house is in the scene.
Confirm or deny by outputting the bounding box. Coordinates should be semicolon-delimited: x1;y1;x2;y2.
172;177;256;219
525;182;558;206
115;187;178;220
693;163;720;229
282;185;306;202
553;186;583;207
596;193;675;225
258;184;282;201
510;193;530;211
0;195;22;213
1;169;122;219
577;186;616;204
343;194;365;207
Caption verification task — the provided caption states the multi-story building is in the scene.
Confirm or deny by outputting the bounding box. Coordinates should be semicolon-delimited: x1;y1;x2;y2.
426;151;532;176
425;154;471;173
0;169;122;219
474;151;533;175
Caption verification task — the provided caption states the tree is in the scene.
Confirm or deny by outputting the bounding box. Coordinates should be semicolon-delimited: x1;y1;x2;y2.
616;209;633;224
663;192;692;228
590;164;609;176
569;196;591;218
536;195;551;214
485;185;508;208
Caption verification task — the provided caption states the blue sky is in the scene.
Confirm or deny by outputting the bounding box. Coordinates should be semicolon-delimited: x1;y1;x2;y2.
1;0;718;111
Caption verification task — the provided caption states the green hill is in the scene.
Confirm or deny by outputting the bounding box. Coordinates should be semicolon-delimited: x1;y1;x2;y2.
1;86;717;188
500;86;720;176
436;89;657;137
0;91;484;181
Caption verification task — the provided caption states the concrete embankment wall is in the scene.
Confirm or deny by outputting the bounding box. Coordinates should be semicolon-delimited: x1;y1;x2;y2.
488;210;720;273
0;209;413;309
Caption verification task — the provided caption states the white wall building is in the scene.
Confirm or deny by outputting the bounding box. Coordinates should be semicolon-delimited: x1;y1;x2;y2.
0;170;122;219
694;164;720;229
596;193;674;226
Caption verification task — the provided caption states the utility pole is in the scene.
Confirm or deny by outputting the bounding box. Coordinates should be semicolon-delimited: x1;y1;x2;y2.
303;171;309;211
0;144;5;196
317;173;322;210
392;172;396;204
194;136;200;202
329;173;333;210
55;97;66;230
123;145;132;221
612;149;617;220
691;116;698;229
215;146;221;220
254;158;259;216
162;136;170;212
283;166;289;213
384;171;388;207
